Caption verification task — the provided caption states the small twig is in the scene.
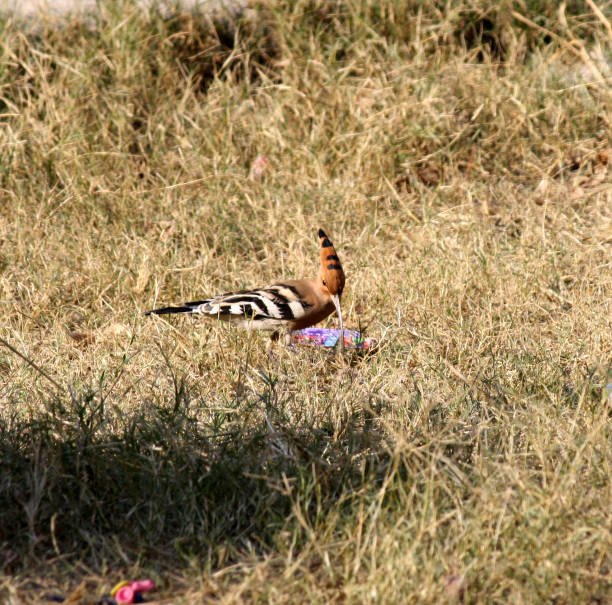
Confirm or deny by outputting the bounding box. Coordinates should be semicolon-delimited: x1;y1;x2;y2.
465;145;476;179
586;0;612;42
234;334;251;402
0;336;64;392
440;356;472;387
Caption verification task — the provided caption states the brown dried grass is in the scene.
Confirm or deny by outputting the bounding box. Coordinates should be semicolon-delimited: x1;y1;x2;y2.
0;1;611;602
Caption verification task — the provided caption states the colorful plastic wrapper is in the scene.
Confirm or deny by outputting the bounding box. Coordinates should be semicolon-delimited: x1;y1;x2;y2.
291;328;376;350
251;155;269;180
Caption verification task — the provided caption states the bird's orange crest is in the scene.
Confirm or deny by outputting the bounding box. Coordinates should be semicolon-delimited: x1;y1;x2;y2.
318;228;345;297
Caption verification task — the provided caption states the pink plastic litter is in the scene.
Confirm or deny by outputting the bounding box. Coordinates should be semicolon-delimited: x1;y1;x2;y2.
251;155;269;180
291;328;376;350
114;580;155;604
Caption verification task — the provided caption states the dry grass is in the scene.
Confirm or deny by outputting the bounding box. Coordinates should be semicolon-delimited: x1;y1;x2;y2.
1;1;611;602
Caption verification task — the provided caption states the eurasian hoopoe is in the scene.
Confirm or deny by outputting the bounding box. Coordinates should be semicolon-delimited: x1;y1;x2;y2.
145;229;345;346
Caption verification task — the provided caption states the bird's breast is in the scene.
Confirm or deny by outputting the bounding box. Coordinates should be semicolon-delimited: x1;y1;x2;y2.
290;300;335;330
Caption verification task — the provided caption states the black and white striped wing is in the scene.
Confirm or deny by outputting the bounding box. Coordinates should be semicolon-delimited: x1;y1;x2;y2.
146;283;313;329
201;284;313;325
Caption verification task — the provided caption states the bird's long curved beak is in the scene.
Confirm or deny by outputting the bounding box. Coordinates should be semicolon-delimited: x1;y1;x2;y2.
330;293;344;353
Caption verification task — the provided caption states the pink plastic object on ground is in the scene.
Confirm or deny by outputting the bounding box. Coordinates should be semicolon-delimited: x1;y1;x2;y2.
114;580;155;604
291;328;376;350
251;155;269;180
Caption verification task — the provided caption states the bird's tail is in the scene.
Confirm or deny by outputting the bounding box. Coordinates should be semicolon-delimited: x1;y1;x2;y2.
144;300;210;316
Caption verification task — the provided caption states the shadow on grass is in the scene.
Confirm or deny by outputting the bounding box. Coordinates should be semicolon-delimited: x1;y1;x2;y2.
2;343;608;591
0;355;390;579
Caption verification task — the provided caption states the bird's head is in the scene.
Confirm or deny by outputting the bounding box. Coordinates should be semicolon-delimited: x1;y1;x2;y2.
317;228;345;338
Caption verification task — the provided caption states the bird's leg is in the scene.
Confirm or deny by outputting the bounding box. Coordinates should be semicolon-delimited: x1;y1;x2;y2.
267;331;280;359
